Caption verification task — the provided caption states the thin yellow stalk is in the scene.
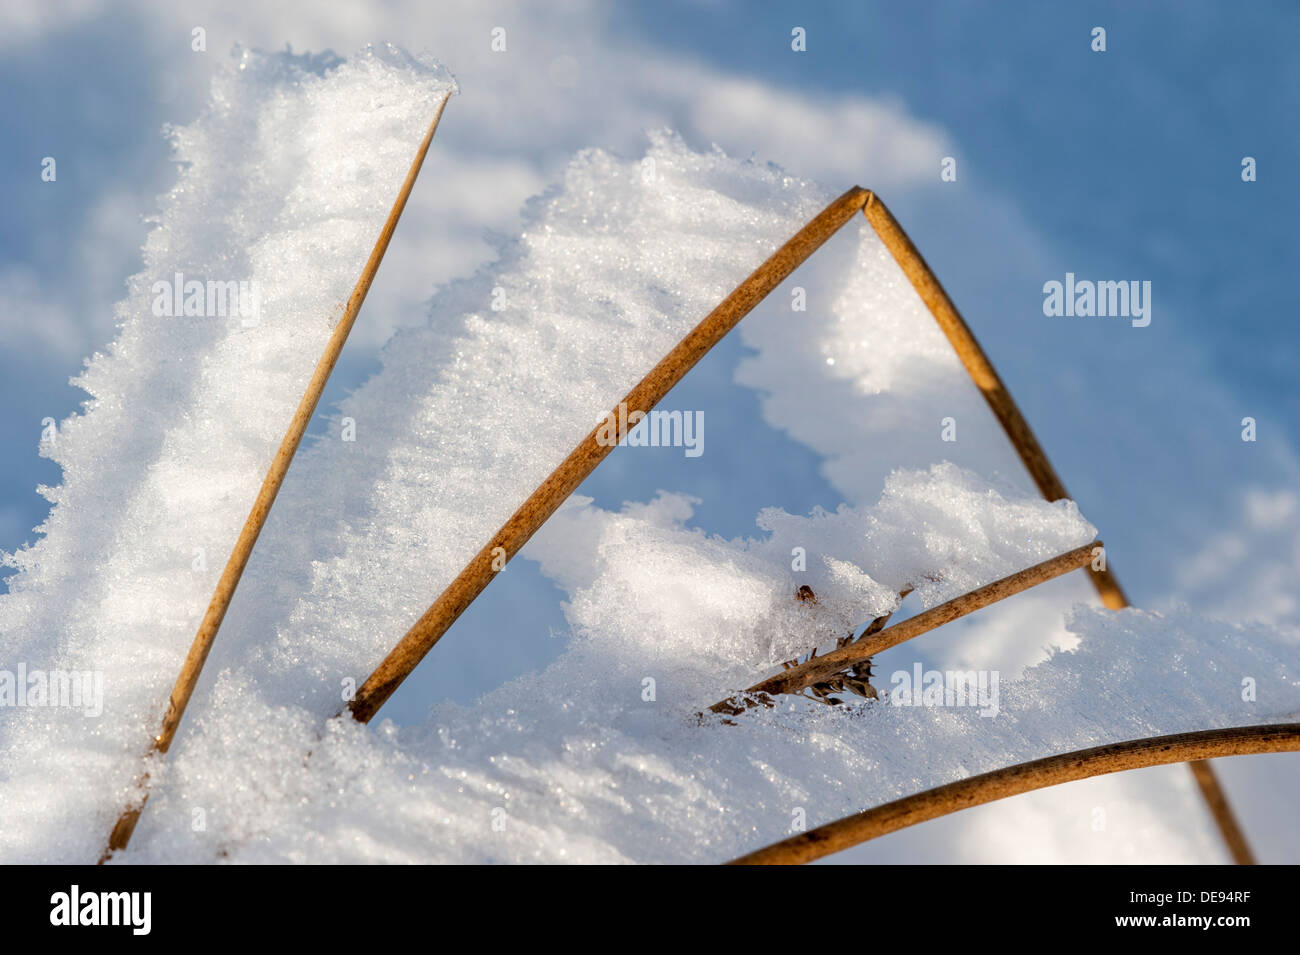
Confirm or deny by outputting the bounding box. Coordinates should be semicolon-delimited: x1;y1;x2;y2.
344;186;873;724
726;723;1300;865
707;542;1098;716
1188;756;1255;865
98;91;453;863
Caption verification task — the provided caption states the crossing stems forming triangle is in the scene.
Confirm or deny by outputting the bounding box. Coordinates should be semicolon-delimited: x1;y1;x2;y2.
339;186;1255;864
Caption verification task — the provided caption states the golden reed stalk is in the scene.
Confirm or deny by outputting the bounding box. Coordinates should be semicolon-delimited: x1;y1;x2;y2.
727;724;1300;865
707;542;1099;716
98;91;453;863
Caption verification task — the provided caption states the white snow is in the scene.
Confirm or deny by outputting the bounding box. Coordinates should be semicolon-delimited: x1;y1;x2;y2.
1;46;1294;865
